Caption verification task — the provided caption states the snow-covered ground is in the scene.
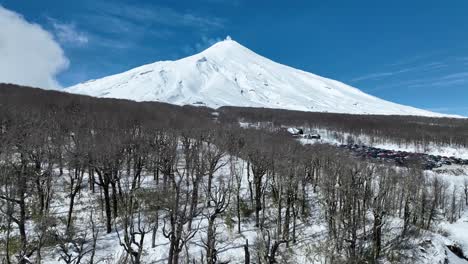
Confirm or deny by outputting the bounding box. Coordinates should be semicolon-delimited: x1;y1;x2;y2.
31;159;468;264
442;213;468;260
36;155;329;263
3;123;468;263
65;38;458;118
297;127;468;263
434;166;468;263
300;127;468;159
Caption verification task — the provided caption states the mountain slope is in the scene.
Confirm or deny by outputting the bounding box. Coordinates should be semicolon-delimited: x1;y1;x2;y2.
66;38;455;117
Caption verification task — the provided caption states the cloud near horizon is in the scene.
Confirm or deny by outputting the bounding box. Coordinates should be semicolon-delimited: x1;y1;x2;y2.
0;5;69;89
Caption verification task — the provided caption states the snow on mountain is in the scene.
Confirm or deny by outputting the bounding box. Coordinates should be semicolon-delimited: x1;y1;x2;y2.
66;37;456;117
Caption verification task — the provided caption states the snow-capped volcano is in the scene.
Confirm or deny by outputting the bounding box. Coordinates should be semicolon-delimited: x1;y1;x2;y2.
66;38;454;117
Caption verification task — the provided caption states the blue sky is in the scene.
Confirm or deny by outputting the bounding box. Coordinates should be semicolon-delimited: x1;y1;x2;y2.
1;0;467;115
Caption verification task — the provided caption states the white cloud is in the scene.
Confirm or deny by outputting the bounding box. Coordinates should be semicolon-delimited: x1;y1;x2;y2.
182;36;222;55
0;6;69;89
48;18;89;46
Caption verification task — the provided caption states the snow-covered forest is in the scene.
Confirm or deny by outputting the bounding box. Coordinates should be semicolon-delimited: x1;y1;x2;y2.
1;84;468;264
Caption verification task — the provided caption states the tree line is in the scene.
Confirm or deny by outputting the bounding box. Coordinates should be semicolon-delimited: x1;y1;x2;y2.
218;106;468;149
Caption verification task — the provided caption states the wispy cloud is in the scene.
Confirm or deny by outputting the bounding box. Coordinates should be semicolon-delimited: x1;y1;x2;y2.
86;2;225;32
439;72;468;80
350;62;447;82
407;72;468;89
182;36;223;55
51;1;228;85
368;71;468;92
350;69;410;82
387;52;443;67
47;17;89;46
72;1;225;54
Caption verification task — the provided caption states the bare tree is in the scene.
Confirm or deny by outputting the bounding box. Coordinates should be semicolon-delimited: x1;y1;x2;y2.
162;157;200;264
55;213;99;264
202;177;231;264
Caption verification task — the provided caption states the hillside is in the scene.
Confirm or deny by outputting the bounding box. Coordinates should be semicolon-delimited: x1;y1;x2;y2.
1;84;468;263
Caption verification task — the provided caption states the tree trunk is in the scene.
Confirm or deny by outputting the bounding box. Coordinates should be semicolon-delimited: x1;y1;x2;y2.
66;193;76;232
254;173;263;227
206;216;216;264
237;190;242;234
111;180;118;218
283;191;292;244
276;187;282;240
373;211;382;261
152;210;159;248
102;185;112;234
244;239;250;264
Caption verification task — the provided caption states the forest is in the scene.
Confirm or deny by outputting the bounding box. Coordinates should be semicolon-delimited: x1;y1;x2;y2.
0;83;467;263
218;106;468;148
